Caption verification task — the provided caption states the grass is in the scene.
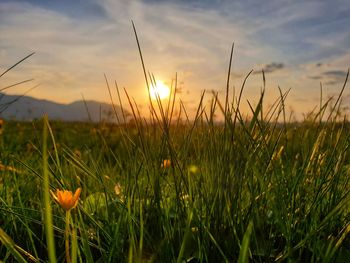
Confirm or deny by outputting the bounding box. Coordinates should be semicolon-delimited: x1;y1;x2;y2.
1;47;350;262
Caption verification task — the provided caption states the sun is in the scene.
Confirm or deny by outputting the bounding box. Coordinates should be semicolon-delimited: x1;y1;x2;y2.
149;80;170;100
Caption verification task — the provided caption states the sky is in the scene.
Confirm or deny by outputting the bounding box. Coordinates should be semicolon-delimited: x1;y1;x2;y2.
0;0;349;119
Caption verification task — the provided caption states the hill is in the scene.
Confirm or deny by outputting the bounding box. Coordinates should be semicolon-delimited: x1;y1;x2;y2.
0;93;128;122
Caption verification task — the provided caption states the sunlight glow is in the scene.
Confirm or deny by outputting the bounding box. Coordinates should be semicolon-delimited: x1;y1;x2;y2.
149;80;170;100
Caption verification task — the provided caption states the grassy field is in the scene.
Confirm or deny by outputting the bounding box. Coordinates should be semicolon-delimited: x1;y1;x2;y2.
1;73;350;263
1;46;350;262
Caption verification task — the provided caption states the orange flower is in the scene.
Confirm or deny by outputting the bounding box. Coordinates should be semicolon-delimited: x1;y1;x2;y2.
51;188;81;211
161;159;171;168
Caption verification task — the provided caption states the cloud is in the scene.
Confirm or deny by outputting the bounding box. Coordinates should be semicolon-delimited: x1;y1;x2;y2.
308;75;322;80
323;70;348;78
307;69;348;85
254;62;285;74
323;70;349;85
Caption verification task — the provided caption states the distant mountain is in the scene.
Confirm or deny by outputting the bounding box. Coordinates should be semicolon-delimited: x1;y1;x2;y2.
0;93;129;122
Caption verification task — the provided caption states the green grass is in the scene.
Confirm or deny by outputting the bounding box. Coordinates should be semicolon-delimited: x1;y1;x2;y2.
1;74;350;262
1;46;350;262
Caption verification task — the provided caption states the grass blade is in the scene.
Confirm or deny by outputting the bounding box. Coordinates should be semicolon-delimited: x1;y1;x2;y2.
43;115;57;263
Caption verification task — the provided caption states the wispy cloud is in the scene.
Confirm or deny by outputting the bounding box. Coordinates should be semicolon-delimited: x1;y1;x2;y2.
0;0;349;118
306;65;349;85
253;62;285;74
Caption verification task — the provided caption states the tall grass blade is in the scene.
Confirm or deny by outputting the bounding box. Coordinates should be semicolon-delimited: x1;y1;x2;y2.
0;52;35;78
0;228;27;263
237;221;253;263
42;115;57;263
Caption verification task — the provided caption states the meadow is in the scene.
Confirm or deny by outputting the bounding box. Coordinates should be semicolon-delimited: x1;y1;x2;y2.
1;44;350;262
1;72;350;263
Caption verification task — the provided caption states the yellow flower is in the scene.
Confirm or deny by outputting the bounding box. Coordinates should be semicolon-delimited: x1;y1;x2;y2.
114;183;122;196
114;183;125;202
51;188;81;211
188;165;199;174
180;194;189;201
191;227;199;233
161;159;171;168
